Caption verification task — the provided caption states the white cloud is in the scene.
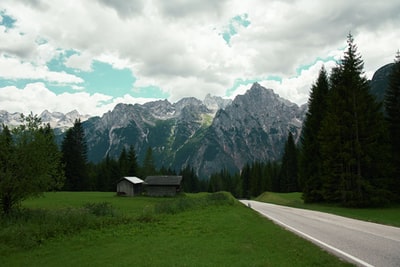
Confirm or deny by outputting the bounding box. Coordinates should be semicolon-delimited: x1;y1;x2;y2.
0;24;36;58
0;83;157;116
96;0;145;19
0;55;83;84
0;0;399;116
64;52;93;72
95;53;132;70
268;59;338;105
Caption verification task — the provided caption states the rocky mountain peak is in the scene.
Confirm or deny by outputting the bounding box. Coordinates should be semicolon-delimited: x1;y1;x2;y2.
370;63;394;102
175;97;202;107
65;109;81;119
177;83;306;177
203;94;232;112
72;83;308;177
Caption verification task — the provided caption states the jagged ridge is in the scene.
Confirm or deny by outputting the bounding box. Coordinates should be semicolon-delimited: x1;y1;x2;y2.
82;84;305;177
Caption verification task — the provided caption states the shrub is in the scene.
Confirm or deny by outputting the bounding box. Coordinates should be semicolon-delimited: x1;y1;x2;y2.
0;202;129;251
153;192;236;215
206;191;236;205
83;202;116;217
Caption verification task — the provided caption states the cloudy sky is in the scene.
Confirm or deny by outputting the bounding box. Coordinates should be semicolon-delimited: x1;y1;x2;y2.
0;0;399;116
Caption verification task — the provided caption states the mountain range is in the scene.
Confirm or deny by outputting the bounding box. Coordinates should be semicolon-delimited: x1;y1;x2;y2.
0;63;392;178
0;109;91;133
82;83;306;177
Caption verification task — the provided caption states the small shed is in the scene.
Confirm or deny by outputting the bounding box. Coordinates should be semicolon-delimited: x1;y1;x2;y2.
116;176;144;196
145;175;183;197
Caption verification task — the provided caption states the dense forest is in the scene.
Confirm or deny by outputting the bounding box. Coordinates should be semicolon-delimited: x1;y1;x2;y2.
1;34;399;213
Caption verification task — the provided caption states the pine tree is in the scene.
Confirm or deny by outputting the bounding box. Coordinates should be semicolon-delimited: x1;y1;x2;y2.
141;147;156;178
384;51;400;197
95;154;120;191
118;148;129;176
300;66;330;202
61;119;89;191
262;161;273;192
180;165;199;193
127;145;139;176
319;34;390;206
267;161;281;192
250;161;263;196
240;163;251;198
208;172;223;192
279;132;299;192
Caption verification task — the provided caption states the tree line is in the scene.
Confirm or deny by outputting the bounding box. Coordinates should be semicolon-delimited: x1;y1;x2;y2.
299;34;399;207
61;118;302;198
207;132;297;198
60;120;210;193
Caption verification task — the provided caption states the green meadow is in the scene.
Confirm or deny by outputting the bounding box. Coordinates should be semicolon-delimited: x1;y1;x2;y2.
0;192;352;266
256;192;400;227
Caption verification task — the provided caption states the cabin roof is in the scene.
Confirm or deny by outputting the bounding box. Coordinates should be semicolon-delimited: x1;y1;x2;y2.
145;176;182;186
120;176;144;184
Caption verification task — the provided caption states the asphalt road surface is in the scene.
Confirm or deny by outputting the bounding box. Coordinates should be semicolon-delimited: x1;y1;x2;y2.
240;200;400;267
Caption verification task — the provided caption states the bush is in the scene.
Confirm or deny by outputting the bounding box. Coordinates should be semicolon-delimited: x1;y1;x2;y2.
0;202;129;251
83;202;116;216
153;192;236;215
206;191;236;205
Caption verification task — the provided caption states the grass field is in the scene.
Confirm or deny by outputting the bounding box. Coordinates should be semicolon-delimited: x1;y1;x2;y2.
256;192;400;227
0;192;352;266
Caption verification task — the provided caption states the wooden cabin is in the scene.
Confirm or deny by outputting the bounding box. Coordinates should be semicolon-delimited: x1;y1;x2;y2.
144;176;182;197
116;176;144;196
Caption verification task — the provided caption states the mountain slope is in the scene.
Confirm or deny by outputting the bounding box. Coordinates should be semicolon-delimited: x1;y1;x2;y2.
180;83;305;176
82;83;305;177
370;63;394;102
83;97;217;165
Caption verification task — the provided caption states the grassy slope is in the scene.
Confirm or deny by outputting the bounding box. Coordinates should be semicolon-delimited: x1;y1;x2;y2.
1;192;351;267
256;192;400;227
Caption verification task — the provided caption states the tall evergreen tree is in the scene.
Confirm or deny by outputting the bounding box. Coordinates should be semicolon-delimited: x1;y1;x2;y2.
300;66;330;202
241;161;280;197
319;34;390;206
118;148;130;176
384;51;400;197
141;147;156;178
180;165;199;193
240;163;251;198
127;145;139;176
208;172;223;192
279;132;299;192
61;119;89;191
250;161;263;196
95;154;120;191
267;161;281;193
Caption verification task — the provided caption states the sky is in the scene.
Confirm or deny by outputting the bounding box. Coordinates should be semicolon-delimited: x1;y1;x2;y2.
0;0;399;116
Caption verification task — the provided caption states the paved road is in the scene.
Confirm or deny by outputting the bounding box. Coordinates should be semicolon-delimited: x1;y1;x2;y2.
240;200;400;267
